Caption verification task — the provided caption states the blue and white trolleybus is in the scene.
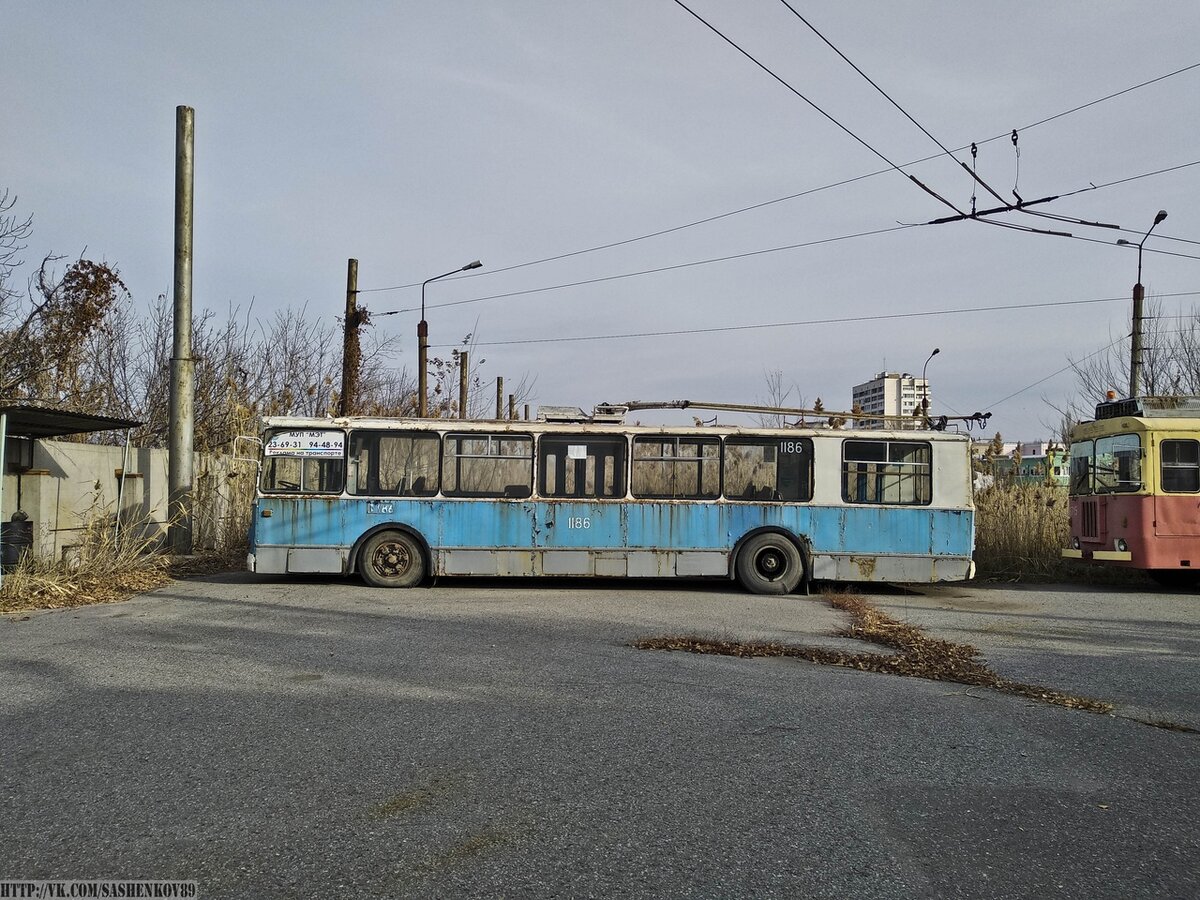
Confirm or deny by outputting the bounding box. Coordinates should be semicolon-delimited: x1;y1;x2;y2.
247;405;976;594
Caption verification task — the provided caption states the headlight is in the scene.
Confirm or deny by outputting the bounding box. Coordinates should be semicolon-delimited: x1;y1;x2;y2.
1071;537;1081;550
1116;538;1129;552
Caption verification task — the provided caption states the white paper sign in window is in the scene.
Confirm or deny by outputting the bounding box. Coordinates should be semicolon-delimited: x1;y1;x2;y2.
264;430;345;458
567;444;588;460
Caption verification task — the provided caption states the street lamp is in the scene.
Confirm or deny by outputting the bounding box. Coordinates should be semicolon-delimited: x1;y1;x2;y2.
418;260;482;417
1117;210;1167;398
921;347;940;422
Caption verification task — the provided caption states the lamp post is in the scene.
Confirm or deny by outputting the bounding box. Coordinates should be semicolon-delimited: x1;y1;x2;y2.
921;347;940;423
418;260;482;417
1117;210;1167;398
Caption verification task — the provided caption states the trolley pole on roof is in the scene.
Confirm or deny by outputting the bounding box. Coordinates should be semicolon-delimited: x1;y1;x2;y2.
168;105;195;555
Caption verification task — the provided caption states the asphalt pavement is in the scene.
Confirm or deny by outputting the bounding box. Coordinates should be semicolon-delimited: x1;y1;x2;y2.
1;574;1196;899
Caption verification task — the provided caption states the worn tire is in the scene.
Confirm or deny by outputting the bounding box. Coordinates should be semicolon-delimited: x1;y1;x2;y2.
359;530;425;588
736;532;803;595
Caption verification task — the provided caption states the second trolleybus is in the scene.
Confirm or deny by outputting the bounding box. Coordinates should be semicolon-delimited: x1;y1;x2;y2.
1063;395;1200;586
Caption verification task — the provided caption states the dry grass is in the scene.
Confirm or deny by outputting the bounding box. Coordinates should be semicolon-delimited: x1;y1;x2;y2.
973;482;1071;580
634;591;1113;714
1;462;252;615
0;513;174;613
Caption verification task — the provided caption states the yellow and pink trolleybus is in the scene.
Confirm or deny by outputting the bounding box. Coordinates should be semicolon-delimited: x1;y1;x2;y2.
1063;395;1200;586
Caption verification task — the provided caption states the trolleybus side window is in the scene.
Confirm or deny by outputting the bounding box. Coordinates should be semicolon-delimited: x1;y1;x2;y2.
1068;441;1093;494
261;429;345;494
1093;433;1141;493
724;437;813;502
631;436;719;500
842;440;931;505
540;435;627;499
348;431;439;497
1160;439;1200;493
442;433;533;498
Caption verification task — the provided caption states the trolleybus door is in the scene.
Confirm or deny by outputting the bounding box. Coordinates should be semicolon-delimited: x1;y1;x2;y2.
534;435;626;575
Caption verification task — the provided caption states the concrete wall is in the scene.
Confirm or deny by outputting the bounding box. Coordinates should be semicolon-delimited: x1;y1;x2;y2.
2;439;255;559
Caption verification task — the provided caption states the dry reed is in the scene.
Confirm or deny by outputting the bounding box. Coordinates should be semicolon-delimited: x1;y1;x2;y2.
972;482;1070;580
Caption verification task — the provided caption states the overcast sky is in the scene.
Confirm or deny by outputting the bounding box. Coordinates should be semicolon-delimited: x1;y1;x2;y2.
4;1;1199;438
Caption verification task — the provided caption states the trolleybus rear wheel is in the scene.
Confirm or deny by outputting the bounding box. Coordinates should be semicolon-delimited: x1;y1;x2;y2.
736;533;802;595
360;530;425;588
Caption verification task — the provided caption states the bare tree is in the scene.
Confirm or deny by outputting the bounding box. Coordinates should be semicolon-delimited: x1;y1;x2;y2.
756;369;804;427
0;189;33;306
1066;296;1200;413
0;255;130;402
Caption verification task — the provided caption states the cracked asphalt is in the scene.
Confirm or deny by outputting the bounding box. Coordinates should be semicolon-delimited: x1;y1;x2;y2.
1;574;1197;898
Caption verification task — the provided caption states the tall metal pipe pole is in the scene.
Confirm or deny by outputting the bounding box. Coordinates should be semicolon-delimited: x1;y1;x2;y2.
168;105;195;555
339;259;359;416
418;260;481;417
1123;210;1168;399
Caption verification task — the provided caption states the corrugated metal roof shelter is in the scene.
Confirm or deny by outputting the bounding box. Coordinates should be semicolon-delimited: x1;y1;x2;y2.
0;404;142;586
0;403;141;439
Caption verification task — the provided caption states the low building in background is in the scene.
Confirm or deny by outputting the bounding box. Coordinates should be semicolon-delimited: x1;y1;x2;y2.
989;454;1069;487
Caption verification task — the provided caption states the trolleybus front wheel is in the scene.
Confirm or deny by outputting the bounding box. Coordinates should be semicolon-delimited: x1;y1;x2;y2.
360;530;425;588
736;533;802;594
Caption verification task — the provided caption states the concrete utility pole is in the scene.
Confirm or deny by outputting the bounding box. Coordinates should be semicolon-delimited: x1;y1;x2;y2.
339;258;359;416
495;377;504;419
1122;210;1168;398
168;105;195;555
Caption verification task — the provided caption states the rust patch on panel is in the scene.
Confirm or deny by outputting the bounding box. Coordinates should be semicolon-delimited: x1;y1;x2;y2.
852;556;877;579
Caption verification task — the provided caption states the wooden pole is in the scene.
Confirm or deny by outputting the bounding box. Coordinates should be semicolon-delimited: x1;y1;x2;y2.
339;258;359;416
459;351;469;418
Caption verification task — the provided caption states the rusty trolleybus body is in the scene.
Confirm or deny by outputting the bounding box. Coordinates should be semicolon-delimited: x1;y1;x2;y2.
1063;395;1200;586
248;410;976;594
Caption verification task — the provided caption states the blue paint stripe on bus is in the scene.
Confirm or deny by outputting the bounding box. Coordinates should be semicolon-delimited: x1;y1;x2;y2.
255;497;973;558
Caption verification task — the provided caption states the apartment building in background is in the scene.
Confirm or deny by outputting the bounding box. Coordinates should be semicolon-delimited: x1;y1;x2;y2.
851;371;929;429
